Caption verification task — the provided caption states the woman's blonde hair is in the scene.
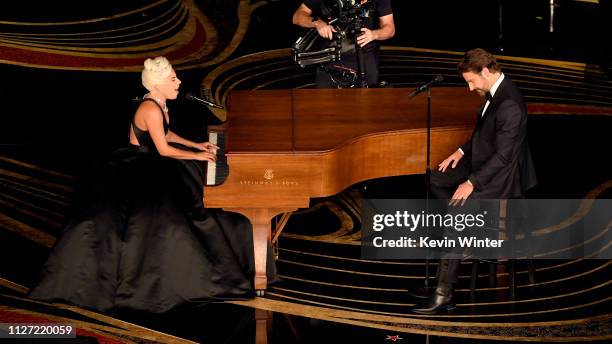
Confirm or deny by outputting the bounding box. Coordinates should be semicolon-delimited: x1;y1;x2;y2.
141;56;172;91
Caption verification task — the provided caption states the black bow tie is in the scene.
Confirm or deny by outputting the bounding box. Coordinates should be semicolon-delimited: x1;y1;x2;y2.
485;92;493;101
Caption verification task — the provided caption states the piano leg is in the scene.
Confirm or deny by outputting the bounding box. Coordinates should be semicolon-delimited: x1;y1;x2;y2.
228;208;297;296
252;218;269;295
255;308;270;343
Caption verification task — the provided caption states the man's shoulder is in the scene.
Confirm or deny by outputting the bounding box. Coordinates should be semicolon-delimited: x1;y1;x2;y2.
493;82;527;119
498;77;523;100
302;0;321;10
374;0;393;14
302;0;316;5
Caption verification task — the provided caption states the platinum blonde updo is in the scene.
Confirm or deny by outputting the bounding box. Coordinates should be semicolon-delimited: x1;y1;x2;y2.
141;56;172;91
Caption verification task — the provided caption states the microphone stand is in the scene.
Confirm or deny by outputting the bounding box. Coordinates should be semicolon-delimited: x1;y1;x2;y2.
410;85;433;289
424;86;432;288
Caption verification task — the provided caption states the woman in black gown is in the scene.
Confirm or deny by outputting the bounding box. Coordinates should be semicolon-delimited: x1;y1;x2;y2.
29;57;276;313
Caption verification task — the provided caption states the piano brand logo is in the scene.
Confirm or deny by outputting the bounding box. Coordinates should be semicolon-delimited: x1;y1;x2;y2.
239;168;299;186
264;169;274;180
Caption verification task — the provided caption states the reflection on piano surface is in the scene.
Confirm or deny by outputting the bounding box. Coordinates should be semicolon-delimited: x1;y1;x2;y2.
204;87;481;294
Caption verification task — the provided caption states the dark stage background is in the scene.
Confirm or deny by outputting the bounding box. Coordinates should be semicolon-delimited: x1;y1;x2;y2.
0;1;611;342
1;0;609;154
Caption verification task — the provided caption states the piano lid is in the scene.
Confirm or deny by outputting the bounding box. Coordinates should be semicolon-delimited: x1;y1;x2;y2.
226;88;481;154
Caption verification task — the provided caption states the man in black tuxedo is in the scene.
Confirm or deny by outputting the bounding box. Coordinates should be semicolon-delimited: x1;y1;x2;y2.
412;48;537;314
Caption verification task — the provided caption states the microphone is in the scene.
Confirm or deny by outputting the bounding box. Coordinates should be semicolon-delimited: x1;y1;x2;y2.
184;92;224;109
409;75;444;97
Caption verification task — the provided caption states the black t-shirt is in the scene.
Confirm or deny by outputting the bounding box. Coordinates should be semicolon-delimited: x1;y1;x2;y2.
302;0;392;63
303;0;393;30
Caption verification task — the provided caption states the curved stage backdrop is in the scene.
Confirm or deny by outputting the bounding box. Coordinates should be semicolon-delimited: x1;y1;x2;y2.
0;0;610;343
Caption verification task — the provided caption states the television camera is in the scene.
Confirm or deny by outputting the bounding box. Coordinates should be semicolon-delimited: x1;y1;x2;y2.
292;0;374;87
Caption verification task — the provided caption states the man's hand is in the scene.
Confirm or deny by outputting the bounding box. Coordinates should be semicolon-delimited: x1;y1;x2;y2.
357;28;377;47
449;180;474;206
314;20;336;40
438;149;463;173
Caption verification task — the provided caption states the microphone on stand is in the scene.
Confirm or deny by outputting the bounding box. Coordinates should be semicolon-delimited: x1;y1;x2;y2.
409;75;444;97
184;92;224;109
409;74;444;289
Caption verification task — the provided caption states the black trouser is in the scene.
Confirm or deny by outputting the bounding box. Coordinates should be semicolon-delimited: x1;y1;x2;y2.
430;156;472;200
429;157;478;286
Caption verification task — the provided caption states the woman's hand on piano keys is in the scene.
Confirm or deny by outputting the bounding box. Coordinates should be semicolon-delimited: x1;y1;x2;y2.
192;141;219;154
194;151;217;162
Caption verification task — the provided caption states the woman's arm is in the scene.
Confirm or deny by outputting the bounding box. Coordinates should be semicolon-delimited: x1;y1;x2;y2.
135;103;216;161
166;130;217;153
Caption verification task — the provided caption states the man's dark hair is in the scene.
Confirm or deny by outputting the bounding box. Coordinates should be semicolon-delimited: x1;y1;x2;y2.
457;48;501;74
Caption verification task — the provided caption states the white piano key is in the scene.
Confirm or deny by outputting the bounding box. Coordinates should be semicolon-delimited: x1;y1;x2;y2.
206;132;218;185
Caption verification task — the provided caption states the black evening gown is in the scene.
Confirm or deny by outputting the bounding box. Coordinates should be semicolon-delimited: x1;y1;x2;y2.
29;99;277;313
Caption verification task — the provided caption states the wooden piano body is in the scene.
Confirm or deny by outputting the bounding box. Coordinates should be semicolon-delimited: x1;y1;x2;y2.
204;87;481;294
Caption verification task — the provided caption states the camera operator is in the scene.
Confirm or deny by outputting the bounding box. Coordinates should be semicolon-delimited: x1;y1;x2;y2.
293;0;395;88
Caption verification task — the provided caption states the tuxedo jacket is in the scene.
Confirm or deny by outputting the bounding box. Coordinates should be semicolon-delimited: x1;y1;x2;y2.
461;77;537;198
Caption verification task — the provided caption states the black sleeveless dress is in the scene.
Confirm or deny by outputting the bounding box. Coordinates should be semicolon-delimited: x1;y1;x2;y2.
29;99;277;313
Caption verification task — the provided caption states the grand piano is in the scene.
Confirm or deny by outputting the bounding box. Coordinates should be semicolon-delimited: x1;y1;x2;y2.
204;87;481;295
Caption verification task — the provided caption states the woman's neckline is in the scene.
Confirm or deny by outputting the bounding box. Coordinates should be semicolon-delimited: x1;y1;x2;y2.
144;93;168;113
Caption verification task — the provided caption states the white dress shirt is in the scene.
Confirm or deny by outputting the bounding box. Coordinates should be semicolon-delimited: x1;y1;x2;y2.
481;73;504;117
458;73;505;158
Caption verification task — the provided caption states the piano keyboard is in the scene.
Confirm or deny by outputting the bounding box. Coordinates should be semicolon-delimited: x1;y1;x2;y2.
206;131;228;185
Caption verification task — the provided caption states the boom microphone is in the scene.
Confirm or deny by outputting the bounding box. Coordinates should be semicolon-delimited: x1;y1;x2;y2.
409;75;444;97
184;92;224;109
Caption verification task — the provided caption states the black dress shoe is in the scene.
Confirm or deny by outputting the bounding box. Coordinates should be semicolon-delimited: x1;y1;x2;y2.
411;286;455;314
406;285;435;299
